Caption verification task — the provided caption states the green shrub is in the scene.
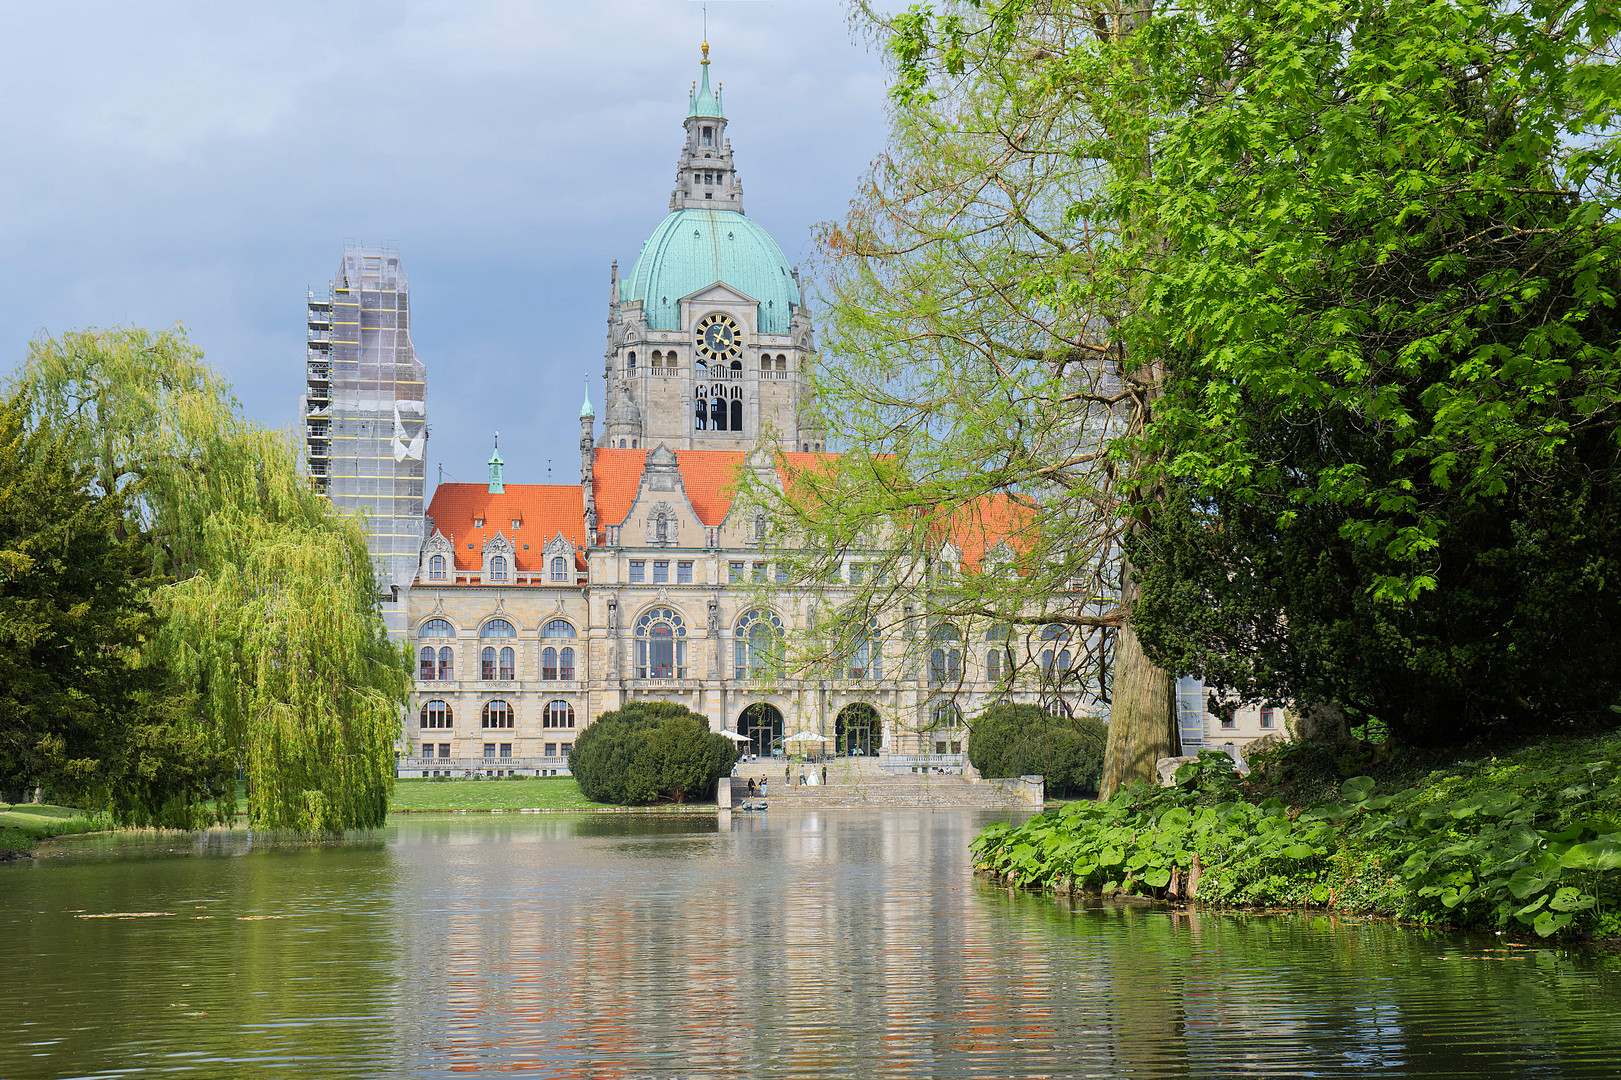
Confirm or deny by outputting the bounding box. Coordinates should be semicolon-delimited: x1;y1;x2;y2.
968;702;1105;797
568;701;738;805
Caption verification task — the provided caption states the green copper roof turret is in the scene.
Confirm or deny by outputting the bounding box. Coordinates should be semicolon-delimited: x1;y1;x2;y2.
487;434;504;494
688;41;724;118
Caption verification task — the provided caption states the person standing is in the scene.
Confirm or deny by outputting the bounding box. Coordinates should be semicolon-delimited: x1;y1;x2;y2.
822;764;828;787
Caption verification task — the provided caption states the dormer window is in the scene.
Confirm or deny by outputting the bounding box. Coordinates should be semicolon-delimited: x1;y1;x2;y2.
473;518;484;529
551;556;568;583
511;519;521;529
490;556;507;582
429;554;446;581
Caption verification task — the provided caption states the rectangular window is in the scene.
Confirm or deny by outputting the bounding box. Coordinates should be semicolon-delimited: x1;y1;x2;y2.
950;740;962;755
677;560;693;584
1221;715;1236;729
775;564;789;584
1260;708;1275;729
849;563;864;585
545;742;558;758
629;560;645;583
729;561;744;583
500;743;512;759
653;560;669;585
935;741;948;755
752;562;766;583
439;743;451;758
483;743;496;758
560;742;572;756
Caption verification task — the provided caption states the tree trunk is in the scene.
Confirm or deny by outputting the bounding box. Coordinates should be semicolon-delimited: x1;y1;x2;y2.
1100;555;1178;797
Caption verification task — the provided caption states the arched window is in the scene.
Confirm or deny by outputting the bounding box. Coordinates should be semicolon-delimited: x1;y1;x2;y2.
420;700;453;729
849;617;881;679
986;623;1011;680
730;398;743;431
429;554;446;581
695;389;708;430
419;618;454;638
730;359;743;374
481;646;497;680
1039;624;1071;681
559;646;575;680
489;556;507;582
651;349;663;372
711;395;726;430
418;646;435;680
550;556;568;582
776;354;787;373
499;646;515;680
734;609;785;679
627;351;636;372
760;355;771;374
542;619;575;639
544;700;575;728
930;700;963;729
635;607;688;679
437;646;453;681
482;619;516;638
482;700;514;729
929;624;963;685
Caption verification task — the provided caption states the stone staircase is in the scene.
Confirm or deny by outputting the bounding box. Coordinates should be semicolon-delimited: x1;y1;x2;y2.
724;774;1039;809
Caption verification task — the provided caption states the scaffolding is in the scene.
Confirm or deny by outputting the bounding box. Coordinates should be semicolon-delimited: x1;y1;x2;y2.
301;242;427;639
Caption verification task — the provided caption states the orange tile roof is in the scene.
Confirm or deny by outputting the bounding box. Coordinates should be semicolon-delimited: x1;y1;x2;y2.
425;483;586;572
591;448;840;533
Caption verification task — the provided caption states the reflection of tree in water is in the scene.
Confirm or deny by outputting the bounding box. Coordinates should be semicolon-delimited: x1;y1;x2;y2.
567;814;721;839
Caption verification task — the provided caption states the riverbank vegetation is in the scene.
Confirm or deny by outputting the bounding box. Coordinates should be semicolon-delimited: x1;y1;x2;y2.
1;328;408;834
973;730;1621;940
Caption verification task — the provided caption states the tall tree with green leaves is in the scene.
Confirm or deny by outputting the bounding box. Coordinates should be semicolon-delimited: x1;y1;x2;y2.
0;386;226;814
14;328;409;830
1105;0;1621;742
748;1;1177;792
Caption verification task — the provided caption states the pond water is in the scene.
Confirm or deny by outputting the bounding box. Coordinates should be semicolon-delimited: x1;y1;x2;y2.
2;808;1618;1079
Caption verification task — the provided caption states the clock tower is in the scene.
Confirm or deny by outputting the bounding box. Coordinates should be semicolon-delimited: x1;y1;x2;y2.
600;42;824;454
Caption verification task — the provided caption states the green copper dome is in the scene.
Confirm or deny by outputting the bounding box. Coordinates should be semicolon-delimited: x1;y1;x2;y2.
623;208;797;335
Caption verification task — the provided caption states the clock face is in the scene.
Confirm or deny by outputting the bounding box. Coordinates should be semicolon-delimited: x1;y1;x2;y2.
695;313;742;363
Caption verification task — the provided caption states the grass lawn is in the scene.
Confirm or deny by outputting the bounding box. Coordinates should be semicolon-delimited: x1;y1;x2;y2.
1;803;104;854
390;776;620;812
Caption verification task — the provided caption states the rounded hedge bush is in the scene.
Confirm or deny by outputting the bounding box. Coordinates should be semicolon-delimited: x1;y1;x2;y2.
568;700;738;805
968;702;1105;797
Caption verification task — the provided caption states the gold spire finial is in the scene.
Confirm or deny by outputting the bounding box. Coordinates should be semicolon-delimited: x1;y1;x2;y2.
701;40;710;64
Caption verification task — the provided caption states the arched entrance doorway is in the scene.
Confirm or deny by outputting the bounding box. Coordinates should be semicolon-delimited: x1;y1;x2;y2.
738;702;784;758
835;703;882;757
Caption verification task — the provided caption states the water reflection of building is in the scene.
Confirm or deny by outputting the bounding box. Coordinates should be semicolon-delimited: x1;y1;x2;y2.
394;46;1077;779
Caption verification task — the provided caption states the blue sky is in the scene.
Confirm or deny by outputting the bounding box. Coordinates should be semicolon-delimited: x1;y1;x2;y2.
0;0;890;491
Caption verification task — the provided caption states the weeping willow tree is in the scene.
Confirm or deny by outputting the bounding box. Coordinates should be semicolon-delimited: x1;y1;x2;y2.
741;2;1177;791
16;326;408;831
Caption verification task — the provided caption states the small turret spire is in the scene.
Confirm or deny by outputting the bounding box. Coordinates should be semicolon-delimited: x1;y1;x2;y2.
580;376;595;419
487;432;504;494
